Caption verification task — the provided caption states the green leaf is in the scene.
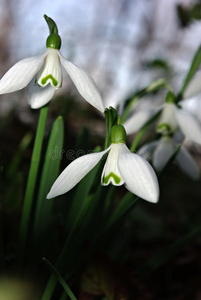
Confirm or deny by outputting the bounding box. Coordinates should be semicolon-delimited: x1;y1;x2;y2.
66;160;102;229
158;144;181;177
122;78;169;123
6;132;33;180
179;45;201;99
43;257;77;300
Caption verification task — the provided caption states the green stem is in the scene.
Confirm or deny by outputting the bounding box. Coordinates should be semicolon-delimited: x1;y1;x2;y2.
17;105;49;268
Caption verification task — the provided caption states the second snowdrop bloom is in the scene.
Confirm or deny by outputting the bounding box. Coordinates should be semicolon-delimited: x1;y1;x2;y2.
0;15;104;112
47;125;159;203
157;100;201;144
124;92;201;145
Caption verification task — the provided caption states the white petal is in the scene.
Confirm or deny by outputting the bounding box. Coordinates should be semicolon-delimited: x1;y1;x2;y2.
60;55;104;113
28;78;56;109
118;144;159;203
47;147;110;199
137;141;159;161
157;103;178;134
37;49;62;88
101;143;124;186
124;109;154;135
177;147;200;180
0;52;47;94
183;70;201;99
175;107;201;144
153;137;174;171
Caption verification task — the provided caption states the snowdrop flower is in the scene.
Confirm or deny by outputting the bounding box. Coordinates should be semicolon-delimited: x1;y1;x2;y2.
0;15;104;112
124;93;201;145
156;100;201;145
138;135;200;180
47;124;159;203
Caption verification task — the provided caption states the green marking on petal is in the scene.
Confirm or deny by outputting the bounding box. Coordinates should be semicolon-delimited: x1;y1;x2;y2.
41;74;58;87
157;123;171;133
103;172;121;184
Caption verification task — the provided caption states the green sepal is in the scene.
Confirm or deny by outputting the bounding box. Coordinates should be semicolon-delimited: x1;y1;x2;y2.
110;124;126;144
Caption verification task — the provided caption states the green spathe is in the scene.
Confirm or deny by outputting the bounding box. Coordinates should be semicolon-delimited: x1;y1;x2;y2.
44;15;62;50
103;172;121;184
111;125;126;144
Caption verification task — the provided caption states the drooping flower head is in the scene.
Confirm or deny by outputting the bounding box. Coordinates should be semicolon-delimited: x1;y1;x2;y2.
124;91;201;145
47;123;160;203
0;15;104;112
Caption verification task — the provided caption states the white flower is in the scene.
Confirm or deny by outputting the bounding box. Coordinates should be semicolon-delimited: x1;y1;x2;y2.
138;136;200;180
124;101;201;145
0;47;104;112
157;102;201;145
47;142;159;203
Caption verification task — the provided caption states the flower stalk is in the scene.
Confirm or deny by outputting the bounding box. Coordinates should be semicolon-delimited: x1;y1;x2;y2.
17;104;49;268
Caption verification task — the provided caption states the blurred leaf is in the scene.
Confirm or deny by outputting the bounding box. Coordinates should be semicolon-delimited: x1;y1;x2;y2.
158;144;181;177
177;3;201;27
4;172;24;212
43;257;77;300
122;78;169;123
145;59;171;72
66;160;102;229
6;132;33;180
179;45;201;99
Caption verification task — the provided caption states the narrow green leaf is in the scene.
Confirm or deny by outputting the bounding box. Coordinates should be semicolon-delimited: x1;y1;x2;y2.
158;144;181;177
179;45;201;98
122;78;169;123
6;132;33;179
32;116;64;250
66;160;102;228
43;257;77;300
